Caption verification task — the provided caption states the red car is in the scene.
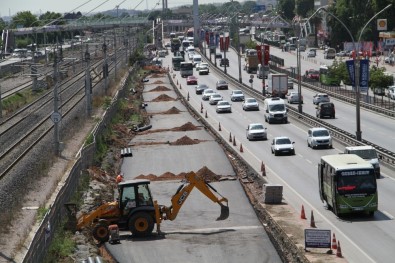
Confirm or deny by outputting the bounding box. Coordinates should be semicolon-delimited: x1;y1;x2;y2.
186;75;198;85
305;69;319;80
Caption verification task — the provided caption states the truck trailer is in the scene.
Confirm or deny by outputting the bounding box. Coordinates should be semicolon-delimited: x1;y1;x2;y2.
266;73;288;98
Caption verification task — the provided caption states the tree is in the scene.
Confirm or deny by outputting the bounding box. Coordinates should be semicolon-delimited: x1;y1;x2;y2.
39;11;64;26
295;0;314;18
11;11;37;28
369;66;393;93
277;0;295;21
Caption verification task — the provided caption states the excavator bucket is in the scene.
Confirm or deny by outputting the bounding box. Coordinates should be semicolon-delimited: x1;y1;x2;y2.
217;204;229;221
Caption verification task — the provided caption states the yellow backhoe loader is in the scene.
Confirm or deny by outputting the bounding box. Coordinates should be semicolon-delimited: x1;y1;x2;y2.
65;171;229;242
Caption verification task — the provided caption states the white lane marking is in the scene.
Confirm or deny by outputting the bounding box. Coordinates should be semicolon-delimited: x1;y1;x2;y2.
306;159;312;164
382;211;394;220
164;225;262;234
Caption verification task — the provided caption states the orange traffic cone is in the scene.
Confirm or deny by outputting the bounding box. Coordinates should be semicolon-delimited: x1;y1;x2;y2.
240;144;243;152
261;162;266;176
205;110;208;118
200;102;203;113
336;241;343;257
300;205;307;219
179;83;182;89
187;92;190;101
177;79;178;85
331;233;337;250
261;161;264;172
229;132;232;142
218;122;222;131
233;136;236;146
310;210;316;228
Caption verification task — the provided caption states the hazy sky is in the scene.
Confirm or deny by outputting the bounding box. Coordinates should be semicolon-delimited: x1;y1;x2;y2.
1;0;229;17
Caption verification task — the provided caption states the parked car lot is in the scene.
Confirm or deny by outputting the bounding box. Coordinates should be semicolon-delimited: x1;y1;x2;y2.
271;136;295;156
216;100;232;113
307;127;332;149
230;90;245;101
242;98;259;111
186;75;198;85
313;93;330;104
246;123;267;141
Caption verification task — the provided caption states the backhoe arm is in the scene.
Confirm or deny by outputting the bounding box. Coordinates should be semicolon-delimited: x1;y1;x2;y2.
160;171;229;221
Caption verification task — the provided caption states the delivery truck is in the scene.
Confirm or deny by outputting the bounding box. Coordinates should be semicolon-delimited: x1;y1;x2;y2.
266;73;288;98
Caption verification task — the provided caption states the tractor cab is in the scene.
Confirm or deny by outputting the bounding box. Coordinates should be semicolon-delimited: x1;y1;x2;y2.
118;179;154;213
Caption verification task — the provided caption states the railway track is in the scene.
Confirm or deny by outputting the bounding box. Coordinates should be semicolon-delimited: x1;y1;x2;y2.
0;48;125;180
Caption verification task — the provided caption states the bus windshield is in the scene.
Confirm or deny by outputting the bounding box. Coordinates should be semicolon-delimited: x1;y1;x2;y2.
337;170;376;195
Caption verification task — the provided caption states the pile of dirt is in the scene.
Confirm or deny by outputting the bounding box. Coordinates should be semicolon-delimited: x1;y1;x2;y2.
149;85;171;92
171;122;200;131
170;135;200;145
162;106;181;114
151;94;176;102
195;166;221;182
151;74;165;78
135;172;184;181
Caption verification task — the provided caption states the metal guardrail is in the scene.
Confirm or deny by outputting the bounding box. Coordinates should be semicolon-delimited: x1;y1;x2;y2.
198;49;395;168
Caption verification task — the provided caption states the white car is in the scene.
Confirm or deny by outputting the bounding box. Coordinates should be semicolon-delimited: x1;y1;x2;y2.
271;136;295;156
287;92;303;104
307;127;332;149
198;64;209;75
230;90;245;101
313;93;330;104
246;123;267;140
209;93;223;105
242;98;259;111
196;62;209;71
216;100;232;113
188;51;195;60
202;89;216;100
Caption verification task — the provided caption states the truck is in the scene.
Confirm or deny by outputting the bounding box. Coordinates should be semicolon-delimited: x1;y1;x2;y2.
244;49;259;73
266;73;288;98
171;38;181;53
64;171;229;242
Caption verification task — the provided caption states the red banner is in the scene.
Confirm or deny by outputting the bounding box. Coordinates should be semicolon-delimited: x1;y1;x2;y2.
205;31;209;44
225;36;229;51
264;45;270;65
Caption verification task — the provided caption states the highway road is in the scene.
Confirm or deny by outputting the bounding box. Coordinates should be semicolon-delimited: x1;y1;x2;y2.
162;47;395;263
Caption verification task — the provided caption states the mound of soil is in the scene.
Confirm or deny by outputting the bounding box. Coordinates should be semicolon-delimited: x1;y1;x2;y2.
162;107;181;114
171;122;200;131
171;135;200;145
149;85;171;92
151;94;176;102
196;166;221;182
151;74;165;78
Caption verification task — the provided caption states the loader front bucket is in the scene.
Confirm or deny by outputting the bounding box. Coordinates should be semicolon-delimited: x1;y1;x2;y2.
216;204;229;221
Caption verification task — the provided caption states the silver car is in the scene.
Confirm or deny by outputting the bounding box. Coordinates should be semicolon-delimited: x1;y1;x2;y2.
242;98;260;111
287;92;303;104
230;90;245;101
216;100;232;113
271;136;295;156
202;89;215;100
313;93;330;105
246;123;267;140
209;93;223;105
307;127;332;149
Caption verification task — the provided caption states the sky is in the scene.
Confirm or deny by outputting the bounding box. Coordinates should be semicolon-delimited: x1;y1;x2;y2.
0;0;230;18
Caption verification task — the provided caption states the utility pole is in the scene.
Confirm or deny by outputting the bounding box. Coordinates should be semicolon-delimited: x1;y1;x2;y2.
103;36;109;94
114;27;117;80
0;82;2;119
52;51;61;156
85;44;92;116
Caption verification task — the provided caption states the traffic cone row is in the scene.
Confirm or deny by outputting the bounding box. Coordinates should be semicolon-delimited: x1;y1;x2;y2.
229;132;232;142
331;233;337;250
310;210;316;228
300;205;306;219
336;241;343;257
200;102;203;113
218;122;221;131
233;136;236;146
240;143;243;152
205;110;208;118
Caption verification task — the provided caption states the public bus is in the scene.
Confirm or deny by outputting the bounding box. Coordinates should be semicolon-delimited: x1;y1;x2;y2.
319;65;341;86
172;56;184;71
180;61;194;77
318;154;378;217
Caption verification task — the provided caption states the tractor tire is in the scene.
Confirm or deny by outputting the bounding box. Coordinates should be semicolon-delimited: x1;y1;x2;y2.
128;212;154;237
93;224;109;242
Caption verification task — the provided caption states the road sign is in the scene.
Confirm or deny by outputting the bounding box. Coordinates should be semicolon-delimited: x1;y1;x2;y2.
50;112;62;123
250;74;254;79
304;229;331;249
249;79;253;83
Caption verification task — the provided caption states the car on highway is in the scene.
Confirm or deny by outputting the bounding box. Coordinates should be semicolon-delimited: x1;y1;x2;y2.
246;123;267;141
188;51;195;60
202;89;216;100
209;93;223;105
215;53;222;59
288;80;293;89
286;92;303;104
242;98;259;111
305;69;320;80
271;136;295;156
186;75;198;85
307;49;316;57
230;90;245;101
313;93;330;104
164;42;171;48
388;86;395;99
307;127;332;149
195;62;209;72
336;50;348;57
195;84;209;95
197;63;210;75
220;58;229;67
216;79;229;90
216;100;232;113
316;102;335;119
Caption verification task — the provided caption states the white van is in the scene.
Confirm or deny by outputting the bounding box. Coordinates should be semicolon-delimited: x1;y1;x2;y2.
263;97;288;124
324;48;336;59
344;146;381;178
192;54;202;67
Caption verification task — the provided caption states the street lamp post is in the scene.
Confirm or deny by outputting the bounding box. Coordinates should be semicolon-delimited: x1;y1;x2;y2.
320;4;391;141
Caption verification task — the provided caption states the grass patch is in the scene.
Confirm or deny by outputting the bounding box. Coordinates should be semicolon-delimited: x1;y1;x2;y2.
44;227;76;263
36;207;49;222
2;88;46;115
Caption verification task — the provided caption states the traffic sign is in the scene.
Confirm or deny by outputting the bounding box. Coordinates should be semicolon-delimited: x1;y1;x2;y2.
50;112;62;123
249;79;253;83
250;74;254;79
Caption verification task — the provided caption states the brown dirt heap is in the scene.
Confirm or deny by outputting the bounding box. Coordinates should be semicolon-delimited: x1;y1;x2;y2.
171;122;200;131
149;85;171;92
195;166;221;182
170;135;200;145
151;94;176;102
135;166;220;182
151;74;165;78
162;106;181;114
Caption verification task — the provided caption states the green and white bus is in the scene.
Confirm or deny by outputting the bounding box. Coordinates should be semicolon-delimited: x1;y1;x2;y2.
318;154;378;216
319;65;341;86
172;56;184;71
180;61;193;77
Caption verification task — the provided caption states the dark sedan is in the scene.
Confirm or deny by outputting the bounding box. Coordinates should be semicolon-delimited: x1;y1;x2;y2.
216;79;229;90
195;84;209;95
